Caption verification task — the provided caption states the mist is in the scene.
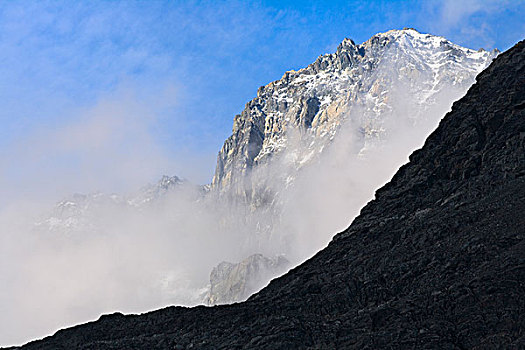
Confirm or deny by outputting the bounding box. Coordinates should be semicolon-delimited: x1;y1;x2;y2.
0;46;489;349
0;89;216;345
275;68;475;264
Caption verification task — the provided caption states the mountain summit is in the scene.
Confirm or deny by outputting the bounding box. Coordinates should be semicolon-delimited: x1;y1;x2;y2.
15;38;524;349
202;29;499;302
212;28;497;194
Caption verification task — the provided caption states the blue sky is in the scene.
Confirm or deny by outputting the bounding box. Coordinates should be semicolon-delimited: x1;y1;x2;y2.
0;0;523;195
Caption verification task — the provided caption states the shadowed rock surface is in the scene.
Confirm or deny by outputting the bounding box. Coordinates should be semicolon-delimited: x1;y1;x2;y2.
12;40;525;349
207;254;290;305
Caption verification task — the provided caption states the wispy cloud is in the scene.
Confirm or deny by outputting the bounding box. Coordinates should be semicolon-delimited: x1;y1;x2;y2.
438;0;485;27
0;86;179;207
423;0;524;49
0;1;318;182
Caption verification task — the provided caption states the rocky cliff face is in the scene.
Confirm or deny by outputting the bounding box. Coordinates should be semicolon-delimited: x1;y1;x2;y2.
212;28;497;200
14;39;524;350
206;254;289;305
203;29;499;303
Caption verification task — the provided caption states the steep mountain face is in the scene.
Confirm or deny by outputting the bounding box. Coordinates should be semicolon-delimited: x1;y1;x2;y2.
28;29;498;309
202;29;498;303
212;28;497;199
15;39;524;350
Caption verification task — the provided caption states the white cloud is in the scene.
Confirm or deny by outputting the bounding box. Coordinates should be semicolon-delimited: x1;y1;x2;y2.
438;0;484;27
424;0;521;49
0;84;182;208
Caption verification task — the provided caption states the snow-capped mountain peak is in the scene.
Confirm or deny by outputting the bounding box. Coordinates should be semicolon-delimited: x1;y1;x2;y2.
211;29;497;195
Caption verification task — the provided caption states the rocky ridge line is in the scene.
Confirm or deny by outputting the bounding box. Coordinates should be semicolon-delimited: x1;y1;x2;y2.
212;28;497;197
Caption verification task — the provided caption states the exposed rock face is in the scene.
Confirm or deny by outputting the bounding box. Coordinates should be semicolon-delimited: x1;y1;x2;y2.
14;39;524;350
212;28;497;200
207;254;289;305
203;29;498;304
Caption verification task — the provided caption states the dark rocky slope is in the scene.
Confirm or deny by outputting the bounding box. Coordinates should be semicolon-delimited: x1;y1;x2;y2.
13;40;525;349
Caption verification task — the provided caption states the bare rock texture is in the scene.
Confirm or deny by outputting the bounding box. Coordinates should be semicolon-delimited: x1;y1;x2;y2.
207;254;289;305
211;28;497;200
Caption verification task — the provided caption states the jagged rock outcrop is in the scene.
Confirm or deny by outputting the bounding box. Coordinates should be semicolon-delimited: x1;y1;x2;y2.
14;39;524;350
203;29;498;304
212;29;497;201
206;254;289;305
